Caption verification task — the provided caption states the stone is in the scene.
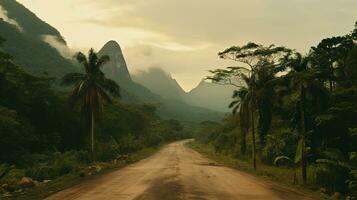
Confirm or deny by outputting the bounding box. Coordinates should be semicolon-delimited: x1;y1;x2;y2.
18;177;35;188
43;180;51;184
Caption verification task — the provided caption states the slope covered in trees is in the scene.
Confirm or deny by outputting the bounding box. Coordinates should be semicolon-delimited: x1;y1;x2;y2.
194;22;357;198
0;0;76;77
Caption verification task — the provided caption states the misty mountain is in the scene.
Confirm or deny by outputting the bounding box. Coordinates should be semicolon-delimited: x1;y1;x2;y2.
0;0;76;77
98;41;161;103
98;40;131;83
134;68;236;112
0;0;223;123
98;41;224;123
132;68;186;101
187;80;236;112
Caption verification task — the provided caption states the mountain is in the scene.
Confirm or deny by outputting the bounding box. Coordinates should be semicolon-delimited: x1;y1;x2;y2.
98;40;131;83
98;41;160;103
187;80;236;112
132;68;186;101
0;0;76;77
0;0;224;123
98;41;224;123
133;68;236;112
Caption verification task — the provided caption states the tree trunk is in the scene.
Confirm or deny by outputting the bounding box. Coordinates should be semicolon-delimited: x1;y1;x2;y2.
251;110;257;170
329;64;333;93
91;111;95;153
300;86;307;184
241;131;247;155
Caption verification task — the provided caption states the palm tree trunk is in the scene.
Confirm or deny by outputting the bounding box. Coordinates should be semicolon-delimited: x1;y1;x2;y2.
91;111;95;153
241;131;247;155
300;86;307;184
329;64;333;93
251;110;257;170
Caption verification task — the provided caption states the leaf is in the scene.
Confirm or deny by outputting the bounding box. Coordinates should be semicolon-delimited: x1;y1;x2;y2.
315;159;353;170
295;138;303;164
321;148;346;161
273;156;292;166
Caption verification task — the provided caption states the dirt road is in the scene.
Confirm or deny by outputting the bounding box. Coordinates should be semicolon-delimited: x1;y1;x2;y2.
45;140;317;200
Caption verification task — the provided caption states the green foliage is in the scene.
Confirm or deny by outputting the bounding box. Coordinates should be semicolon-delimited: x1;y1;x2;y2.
0;0;76;77
262;128;298;165
199;22;357;195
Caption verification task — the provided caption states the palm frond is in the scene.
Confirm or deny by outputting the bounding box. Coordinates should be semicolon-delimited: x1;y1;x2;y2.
68;81;88;108
232;105;240;114
229;100;239;108
74;52;89;73
97;87;112;104
61;73;86;86
88;48;98;71
99;78;120;97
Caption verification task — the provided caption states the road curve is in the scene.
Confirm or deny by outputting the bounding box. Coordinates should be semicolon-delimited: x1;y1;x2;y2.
45;140;317;200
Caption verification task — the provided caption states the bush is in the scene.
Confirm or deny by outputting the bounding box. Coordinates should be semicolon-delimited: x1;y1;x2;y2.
0;163;10;179
312;161;350;193
26;150;90;181
262;129;298;164
94;137;120;162
1;168;26;188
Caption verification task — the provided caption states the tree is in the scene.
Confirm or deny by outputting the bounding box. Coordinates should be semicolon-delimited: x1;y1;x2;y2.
208;42;291;170
310;35;355;92
62;49;120;153
229;88;249;155
282;52;329;184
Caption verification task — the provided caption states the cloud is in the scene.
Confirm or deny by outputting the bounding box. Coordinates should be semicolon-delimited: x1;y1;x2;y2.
82;0;357;51
0;6;23;32
16;0;357;90
42;35;74;58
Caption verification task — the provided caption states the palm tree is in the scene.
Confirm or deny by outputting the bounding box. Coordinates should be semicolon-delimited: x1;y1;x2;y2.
229;88;249;155
229;73;258;170
286;52;328;184
62;48;120;153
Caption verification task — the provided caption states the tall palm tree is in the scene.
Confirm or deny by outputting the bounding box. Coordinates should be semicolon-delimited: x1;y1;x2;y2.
62;48;120;153
286;52;328;184
229;73;258;170
229;88;249;155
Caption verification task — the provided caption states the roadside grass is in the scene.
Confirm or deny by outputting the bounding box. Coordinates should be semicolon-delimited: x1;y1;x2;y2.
188;141;327;200
8;146;162;200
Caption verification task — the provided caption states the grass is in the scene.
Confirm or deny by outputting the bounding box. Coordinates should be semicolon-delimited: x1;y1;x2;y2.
188;141;328;200
7;146;162;200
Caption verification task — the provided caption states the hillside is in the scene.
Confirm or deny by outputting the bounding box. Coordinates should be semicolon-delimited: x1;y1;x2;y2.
0;0;223;124
133;68;187;101
134;68;236;112
98;41;224;123
187;80;236;112
0;0;76;77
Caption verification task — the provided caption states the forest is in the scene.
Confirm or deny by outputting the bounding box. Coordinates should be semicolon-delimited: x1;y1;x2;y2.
0;36;189;197
193;22;357;198
0;1;356;198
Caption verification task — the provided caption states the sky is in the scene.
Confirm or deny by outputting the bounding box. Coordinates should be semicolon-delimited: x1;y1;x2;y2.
16;0;357;91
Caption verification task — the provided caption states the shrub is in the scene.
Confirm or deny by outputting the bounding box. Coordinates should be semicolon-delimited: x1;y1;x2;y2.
94;137;120;161
1;168;26;187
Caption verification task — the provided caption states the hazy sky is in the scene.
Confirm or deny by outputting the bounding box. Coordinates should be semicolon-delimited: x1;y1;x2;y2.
17;0;357;91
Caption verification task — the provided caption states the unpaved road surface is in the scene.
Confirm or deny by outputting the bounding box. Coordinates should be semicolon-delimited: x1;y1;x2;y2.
46;140;317;200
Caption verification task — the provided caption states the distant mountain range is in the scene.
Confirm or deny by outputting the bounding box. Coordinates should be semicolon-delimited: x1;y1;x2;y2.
132;68;187;101
133;69;236;112
0;0;230;123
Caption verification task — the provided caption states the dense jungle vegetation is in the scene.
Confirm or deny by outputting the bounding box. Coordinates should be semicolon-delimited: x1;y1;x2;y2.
0;36;189;195
194;22;357;198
